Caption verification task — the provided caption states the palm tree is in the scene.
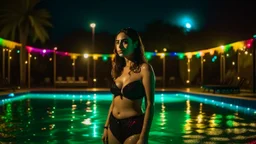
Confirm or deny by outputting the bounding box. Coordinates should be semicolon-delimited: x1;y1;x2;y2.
0;0;52;87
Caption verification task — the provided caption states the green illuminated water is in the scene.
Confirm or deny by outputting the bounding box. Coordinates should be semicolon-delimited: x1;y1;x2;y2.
0;93;256;143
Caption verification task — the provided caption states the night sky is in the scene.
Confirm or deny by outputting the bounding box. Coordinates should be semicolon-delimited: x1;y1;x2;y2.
39;0;255;41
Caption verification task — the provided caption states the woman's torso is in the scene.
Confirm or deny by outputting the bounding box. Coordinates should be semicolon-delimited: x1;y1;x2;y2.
110;66;146;119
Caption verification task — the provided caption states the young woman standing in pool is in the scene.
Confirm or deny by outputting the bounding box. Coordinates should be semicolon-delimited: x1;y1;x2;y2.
102;28;155;144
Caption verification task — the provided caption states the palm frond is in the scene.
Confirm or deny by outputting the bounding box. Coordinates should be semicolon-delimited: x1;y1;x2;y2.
32;9;53;27
33;9;52;19
29;16;49;43
0;0;52;44
0;9;21;21
0;21;18;40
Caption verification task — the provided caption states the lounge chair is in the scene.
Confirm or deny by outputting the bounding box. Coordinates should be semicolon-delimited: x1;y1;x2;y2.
202;77;233;92
55;76;88;87
202;77;245;94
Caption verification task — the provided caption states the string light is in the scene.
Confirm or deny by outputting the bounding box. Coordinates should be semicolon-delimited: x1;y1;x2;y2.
83;54;89;58
209;50;214;55
0;37;254;61
160;53;165;59
0;37;21;48
93;55;98;60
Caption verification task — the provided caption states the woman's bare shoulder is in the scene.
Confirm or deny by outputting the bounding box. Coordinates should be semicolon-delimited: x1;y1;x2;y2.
141;63;154;72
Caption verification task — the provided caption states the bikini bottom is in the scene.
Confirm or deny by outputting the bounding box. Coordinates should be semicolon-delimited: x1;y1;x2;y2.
109;112;144;143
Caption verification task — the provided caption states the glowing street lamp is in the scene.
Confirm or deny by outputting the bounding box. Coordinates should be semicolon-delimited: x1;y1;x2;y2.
162;48;167;88
90;23;96;51
90;23;96;28
90;23;96;87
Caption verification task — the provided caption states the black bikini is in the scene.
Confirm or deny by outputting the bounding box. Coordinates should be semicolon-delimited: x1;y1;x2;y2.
109;80;146;143
110;80;145;100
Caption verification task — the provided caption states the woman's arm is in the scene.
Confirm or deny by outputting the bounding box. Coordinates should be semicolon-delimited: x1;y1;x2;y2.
140;63;155;139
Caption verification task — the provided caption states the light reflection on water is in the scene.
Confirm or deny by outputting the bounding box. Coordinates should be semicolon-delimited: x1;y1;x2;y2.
0;92;255;144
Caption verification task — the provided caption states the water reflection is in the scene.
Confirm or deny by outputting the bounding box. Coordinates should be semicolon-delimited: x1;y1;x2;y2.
0;93;255;143
160;94;166;129
151;94;256;144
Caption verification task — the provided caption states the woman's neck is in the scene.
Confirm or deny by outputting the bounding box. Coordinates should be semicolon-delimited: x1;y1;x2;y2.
125;58;133;67
123;53;135;67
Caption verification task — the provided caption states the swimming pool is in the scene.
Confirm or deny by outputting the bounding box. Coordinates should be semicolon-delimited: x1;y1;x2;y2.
0;91;256;144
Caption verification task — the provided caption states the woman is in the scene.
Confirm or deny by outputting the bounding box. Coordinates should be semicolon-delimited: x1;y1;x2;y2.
102;27;155;144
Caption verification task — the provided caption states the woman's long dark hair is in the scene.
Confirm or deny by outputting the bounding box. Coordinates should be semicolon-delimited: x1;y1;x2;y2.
111;28;147;79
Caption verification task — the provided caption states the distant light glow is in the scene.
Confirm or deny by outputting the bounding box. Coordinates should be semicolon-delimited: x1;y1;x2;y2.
90;23;96;28
185;23;191;29
169;13;199;31
145;52;152;60
102;56;108;61
83;53;89;58
27;46;33;52
8;93;14;97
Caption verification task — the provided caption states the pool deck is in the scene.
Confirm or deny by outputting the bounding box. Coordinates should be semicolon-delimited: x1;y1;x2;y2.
1;87;256;101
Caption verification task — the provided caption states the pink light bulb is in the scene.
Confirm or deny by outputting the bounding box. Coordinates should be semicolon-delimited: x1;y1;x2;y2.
27;46;33;52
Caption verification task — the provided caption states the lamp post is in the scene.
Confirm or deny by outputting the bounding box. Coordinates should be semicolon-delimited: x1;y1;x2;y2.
162;48;167;88
83;53;89;86
201;56;204;84
28;52;31;88
72;58;76;78
53;47;57;88
90;23;96;51
252;38;256;93
8;49;11;84
163;55;166;88
2;48;5;80
90;23;96;87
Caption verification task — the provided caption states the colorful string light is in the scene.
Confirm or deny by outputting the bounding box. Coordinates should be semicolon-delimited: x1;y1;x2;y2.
0;37;254;60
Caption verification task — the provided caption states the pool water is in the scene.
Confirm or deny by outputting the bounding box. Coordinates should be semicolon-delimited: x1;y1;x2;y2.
0;92;256;144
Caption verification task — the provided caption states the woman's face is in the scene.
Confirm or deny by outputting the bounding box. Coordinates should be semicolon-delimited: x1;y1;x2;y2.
115;32;136;57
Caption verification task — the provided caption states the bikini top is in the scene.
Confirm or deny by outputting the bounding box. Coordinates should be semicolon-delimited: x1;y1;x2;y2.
110;80;146;100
